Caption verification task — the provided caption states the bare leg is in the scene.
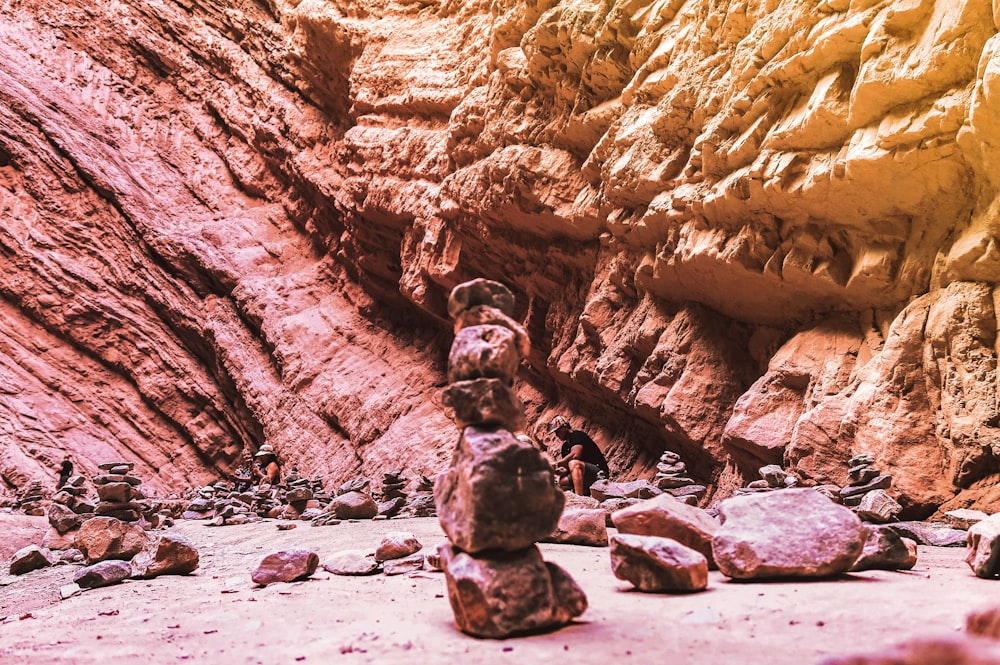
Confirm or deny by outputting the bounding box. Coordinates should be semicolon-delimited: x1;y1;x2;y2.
568;459;586;495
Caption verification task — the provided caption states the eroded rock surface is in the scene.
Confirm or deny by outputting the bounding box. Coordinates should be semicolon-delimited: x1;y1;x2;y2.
1;1;1000;517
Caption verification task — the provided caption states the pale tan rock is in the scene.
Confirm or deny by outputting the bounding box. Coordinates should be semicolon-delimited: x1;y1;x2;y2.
611;494;719;568
967;514;1000;578
609;534;708;593
375;532;422;562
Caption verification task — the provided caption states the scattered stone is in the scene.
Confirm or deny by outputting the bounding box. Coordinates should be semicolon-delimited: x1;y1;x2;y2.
818;636;1000;665
375;532;422;561
251;549;319;586
612;494;718;568
73;560;132;589
322;550;380;576
383;553;425;576
47;503;84;535
944;509;990;530
889;521;967;548
850;525;918;572
9;545;54;575
60;583;82;600
854;489;902;524
325;491;378;520
609;534;708;593
438;543;586;639
76;517;149;564
130;533;200;579
542;508;608;547
712;488;864;579
434;427;564;554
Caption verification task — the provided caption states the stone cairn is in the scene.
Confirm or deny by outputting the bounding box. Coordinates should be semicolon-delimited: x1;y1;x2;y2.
52;474;96;517
378;470;408;517
182;470;331;525
650;450;707;504
736;463;800;496
15;480;49;516
434;278;586;638
838;453;900;523
92;461;149;523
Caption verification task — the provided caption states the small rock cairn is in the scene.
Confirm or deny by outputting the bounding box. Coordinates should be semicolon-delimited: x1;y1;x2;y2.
650;450;707;504
92;461;147;522
434;278;586;638
736;463;799;496
839;453;900;523
52;474;95;517
16;480;49;516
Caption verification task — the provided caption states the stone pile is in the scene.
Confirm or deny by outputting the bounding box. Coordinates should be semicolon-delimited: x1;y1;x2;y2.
649;450;707;504
92;461;146;522
51;475;96;517
378;470;408;516
839;454;901;523
735;464;799;496
181;472;331;525
434;278;586;638
395;475;437;518
15;480;48;516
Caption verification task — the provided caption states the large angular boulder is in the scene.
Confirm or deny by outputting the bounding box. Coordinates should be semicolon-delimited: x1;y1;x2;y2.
77;516;150;564
966;513;1000;578
609;534;708;593
130;533;200;579
712;488;865;579
542;508;608;547
438;543;586;639
435;427;563;553
850;524;918;572
251;549;319;586
612;494;719;567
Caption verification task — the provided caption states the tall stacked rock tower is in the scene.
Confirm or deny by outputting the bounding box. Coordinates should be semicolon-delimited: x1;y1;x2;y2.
434;279;587;638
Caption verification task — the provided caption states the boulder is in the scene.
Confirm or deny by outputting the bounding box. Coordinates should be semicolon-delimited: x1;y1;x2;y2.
850;525;918;572
77;516;150;564
712;488;864;579
73;560;132;589
251;549;319;586
322;550;380;576
375;532;422;561
438;543;586;639
325;491;378;520
447;279;516;319
442;378;526;431
612;494;719;568
47;503;84;534
9;545;55;575
609;534;708;593
434;427;563;553
130;533;200;578
383;553;425;576
966;513;1000;578
542;508;608;547
855;490;902;524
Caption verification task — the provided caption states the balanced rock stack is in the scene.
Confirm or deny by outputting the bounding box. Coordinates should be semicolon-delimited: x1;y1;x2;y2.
378;470;408;517
650;451;707;504
434;278;586;638
396;475;437;518
737;464;799;496
93;462;146;522
52;475;96;517
16;480;48;516
839;453;900;523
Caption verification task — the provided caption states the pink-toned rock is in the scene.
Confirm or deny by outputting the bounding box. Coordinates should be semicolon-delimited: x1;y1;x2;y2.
434;427;563;553
855;489;902;524
41;526;79;551
9;545;55;575
48;502;83;534
442;378;527;431
542;508;608;547
612;494;718;568
375;532;422;562
383;552;425;576
818;636;1000;665
322;550;380;576
326;492;378;520
966;605;1000;639
967;513;1000;578
712;488;864;579
453;305;530;357
609;534;708;593
447;280;515;319
130;533;200;578
850;525;917;572
76;516;150;564
447;325;520;384
438;543;587;638
251;549;319;586
73;559;132;589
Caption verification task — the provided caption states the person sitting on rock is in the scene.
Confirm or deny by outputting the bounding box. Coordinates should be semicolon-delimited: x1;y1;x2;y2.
252;444;282;486
549;415;610;496
56;454;73;490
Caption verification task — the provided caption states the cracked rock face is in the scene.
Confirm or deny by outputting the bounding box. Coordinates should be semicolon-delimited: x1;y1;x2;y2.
1;1;1000;517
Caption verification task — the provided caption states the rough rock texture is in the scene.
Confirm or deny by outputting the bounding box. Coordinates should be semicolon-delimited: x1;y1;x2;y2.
611;493;719;567
3;1;1000;516
609;533;708;593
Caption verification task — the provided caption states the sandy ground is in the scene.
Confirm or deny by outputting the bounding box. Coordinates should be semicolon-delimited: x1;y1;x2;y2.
0;514;991;665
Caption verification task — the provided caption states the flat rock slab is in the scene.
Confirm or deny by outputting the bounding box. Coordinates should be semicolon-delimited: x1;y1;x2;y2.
251;549;319;586
383;552;425;576
889;521;967;547
712;488;864;579
610;534;708;593
439;543;586;639
73;560;132;589
322;550;380;576
612;494;718;568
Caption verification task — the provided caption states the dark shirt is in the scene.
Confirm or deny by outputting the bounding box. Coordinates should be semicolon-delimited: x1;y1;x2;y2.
59;461;73;476
561;430;610;477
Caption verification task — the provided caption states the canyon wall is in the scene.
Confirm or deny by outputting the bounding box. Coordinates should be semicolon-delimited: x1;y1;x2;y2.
0;0;998;516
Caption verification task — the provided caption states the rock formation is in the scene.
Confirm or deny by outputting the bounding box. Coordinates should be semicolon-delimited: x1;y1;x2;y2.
1;1;1000;518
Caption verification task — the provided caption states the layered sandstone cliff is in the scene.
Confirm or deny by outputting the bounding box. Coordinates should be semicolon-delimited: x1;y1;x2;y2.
1;0;998;517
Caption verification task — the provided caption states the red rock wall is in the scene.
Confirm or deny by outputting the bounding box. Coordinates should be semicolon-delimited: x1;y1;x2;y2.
1;0;998;516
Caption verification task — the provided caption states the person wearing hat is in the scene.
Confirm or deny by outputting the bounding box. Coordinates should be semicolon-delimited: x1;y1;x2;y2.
549;415;610;496
252;444;282;486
